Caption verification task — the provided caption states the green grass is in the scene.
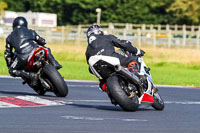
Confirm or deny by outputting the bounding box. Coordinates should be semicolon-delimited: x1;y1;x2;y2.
0;52;9;75
58;60;97;81
149;62;200;87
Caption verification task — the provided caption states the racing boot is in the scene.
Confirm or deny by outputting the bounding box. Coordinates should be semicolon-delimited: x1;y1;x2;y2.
101;83;117;105
47;48;62;70
99;81;117;105
48;53;62;70
11;70;38;86
99;80;107;92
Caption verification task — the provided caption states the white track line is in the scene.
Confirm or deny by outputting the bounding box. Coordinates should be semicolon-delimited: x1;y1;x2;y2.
61;115;148;122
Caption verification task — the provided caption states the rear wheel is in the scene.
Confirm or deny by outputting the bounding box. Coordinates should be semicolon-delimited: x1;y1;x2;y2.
107;75;139;111
152;92;164;110
42;65;68;97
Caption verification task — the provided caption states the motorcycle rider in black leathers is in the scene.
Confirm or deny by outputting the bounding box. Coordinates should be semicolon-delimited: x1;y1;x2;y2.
4;16;62;85
85;25;145;94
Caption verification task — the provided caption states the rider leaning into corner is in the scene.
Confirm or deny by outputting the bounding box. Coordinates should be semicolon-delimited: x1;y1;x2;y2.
85;25;146;93
4;16;62;86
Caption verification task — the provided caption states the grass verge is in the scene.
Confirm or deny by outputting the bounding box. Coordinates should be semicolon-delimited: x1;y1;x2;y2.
149;62;200;87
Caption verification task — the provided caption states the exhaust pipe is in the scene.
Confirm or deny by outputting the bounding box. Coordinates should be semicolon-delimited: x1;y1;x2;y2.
114;65;140;84
114;65;144;95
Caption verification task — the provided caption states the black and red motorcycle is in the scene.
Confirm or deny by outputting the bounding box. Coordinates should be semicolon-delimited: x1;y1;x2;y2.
22;46;68;97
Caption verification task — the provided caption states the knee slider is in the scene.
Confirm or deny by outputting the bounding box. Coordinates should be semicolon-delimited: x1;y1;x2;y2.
128;61;139;72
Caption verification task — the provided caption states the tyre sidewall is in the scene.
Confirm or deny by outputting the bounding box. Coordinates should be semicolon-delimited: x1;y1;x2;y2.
42;65;68;97
107;75;139;111
152;92;165;110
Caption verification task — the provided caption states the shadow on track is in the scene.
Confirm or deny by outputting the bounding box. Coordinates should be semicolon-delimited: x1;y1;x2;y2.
0;90;54;97
69;103;122;111
0;90;36;95
68;103;153;112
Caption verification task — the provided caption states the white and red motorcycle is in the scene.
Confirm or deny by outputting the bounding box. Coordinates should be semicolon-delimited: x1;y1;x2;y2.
88;49;164;111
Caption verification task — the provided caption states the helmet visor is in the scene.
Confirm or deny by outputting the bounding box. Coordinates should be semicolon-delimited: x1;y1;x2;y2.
87;28;104;36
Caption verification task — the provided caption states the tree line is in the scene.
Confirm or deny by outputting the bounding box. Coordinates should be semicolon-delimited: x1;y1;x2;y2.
4;0;200;26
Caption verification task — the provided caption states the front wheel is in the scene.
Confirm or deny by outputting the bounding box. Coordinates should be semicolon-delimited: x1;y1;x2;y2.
107;75;139;111
42;65;68;97
152;92;164;110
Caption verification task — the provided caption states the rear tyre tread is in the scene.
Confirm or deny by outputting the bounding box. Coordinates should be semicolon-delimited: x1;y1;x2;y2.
42;65;68;97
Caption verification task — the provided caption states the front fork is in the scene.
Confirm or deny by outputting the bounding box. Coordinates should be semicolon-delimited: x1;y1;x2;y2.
145;78;158;96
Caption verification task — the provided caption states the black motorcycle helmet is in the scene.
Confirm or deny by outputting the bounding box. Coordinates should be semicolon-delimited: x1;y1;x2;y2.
12;16;28;30
86;24;104;38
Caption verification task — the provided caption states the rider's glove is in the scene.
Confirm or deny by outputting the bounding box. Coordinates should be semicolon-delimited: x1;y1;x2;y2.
140;49;145;56
36;35;46;45
9;69;20;77
136;49;145;56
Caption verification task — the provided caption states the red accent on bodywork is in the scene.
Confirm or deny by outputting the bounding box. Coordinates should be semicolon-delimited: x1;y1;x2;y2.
141;93;154;103
101;82;107;92
25;46;49;70
0;97;45;107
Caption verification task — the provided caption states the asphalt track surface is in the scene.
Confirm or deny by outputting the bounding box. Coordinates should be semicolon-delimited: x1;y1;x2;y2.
0;77;200;133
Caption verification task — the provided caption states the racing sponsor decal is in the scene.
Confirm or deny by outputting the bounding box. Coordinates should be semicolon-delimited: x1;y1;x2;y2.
0;95;64;108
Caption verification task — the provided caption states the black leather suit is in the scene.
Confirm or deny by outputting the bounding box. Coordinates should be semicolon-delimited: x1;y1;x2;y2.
5;26;50;77
85;34;139;67
85;34;140;93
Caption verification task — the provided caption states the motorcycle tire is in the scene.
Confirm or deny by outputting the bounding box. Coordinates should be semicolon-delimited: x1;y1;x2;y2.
152;92;164;110
107;75;139;111
42;65;68;97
